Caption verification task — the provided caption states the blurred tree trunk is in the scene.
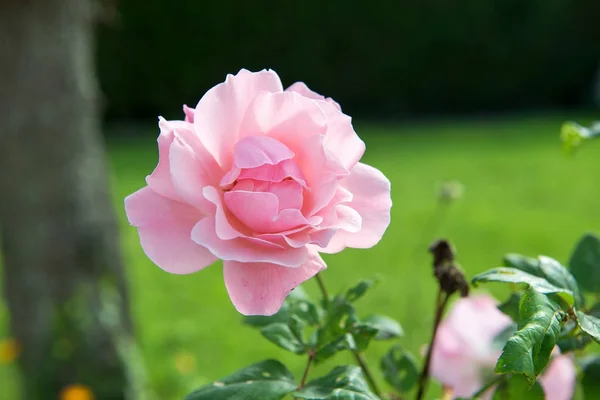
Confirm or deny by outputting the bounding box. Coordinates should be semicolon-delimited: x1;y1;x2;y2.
0;0;131;398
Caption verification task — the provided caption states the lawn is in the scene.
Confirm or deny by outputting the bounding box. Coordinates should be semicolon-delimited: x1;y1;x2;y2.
2;113;600;399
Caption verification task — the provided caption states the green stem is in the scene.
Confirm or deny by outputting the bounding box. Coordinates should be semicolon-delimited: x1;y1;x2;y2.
470;374;506;399
314;273;330;308
299;351;315;389
313;273;382;397
353;351;383;398
415;289;449;400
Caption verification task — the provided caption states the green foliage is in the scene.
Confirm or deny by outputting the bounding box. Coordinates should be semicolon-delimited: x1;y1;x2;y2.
184;360;296;400
380;345;419;393
492;375;545;400
260;319;306;355
560;122;600;155
497;293;521;322
361;315;403;340
580;355;600;399
98;2;600;120
472;267;575;306
569;233;600;293
575;311;600;343
495;288;565;383
293;365;379;400
344;278;378;303
500;255;582;306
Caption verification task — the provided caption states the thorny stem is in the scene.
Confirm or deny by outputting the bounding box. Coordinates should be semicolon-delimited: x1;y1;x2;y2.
314;273;330;308
415;288;450;400
313;273;383;397
470;374;506;399
299;351;315;389
353;351;383;398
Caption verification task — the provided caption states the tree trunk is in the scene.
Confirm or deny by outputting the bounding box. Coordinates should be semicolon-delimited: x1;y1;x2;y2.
0;0;131;398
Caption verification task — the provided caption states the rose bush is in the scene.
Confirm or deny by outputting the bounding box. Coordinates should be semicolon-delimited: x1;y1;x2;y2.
125;69;392;316
429;294;577;400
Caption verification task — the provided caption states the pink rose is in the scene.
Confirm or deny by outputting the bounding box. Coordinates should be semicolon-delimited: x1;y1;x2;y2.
124;69;392;316
430;294;513;398
429;294;577;400
539;350;577;400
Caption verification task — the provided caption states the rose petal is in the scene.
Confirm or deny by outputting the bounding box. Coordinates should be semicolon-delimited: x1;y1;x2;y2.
286;81;342;111
223;249;326;315
203;186;248;239
321;162;391;253
145;118;182;201
193;69;284;167
169;135;221;212
238;159;307;187
539;354;577;400
224;191;279;233
319;101;366;170
233;136;295;169
240;90;327;147
183;104;195;123
125;187;216;274
191;216;308;267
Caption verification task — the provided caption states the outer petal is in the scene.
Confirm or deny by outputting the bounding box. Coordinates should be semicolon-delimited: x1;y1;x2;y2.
193;69;284;167
319;101;366;170
539;354;577;400
223;249;326;315
183;104;195;122
321;162;391;252
145;118;182;201
169;134;221;212
125;187;216;274
191;216;308;267
286;81;342;111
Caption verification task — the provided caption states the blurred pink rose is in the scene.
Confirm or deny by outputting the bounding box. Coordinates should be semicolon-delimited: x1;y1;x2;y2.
125;69;392;316
430;294;513;398
539;350;577;400
429;294;577;400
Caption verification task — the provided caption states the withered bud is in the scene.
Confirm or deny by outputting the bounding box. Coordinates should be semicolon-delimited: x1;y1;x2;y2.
429;239;469;298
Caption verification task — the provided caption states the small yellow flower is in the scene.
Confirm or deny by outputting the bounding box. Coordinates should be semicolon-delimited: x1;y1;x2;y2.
59;384;95;400
0;338;20;364
175;351;197;375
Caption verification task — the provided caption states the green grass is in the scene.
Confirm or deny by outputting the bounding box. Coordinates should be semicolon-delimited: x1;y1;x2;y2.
2;113;600;399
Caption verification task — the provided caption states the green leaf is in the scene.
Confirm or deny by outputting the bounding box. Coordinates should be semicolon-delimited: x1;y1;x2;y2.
495;287;565;383
293;365;380;400
504;254;542;276
557;334;593;352
380;344;419;393
493;324;517;350
492;375;545;400
537;256;583;307
314;334;356;363
317;299;357;347
260;321;306;354
351;324;379;352
345;278;378;303
472;267;575;306
503;255;583;307
361;315;404;340
576;311;600;343
569;233;600;293
580;355;600;399
184;359;296;400
498;293;521;322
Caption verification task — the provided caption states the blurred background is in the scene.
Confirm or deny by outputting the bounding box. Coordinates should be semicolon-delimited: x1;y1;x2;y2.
1;0;600;399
